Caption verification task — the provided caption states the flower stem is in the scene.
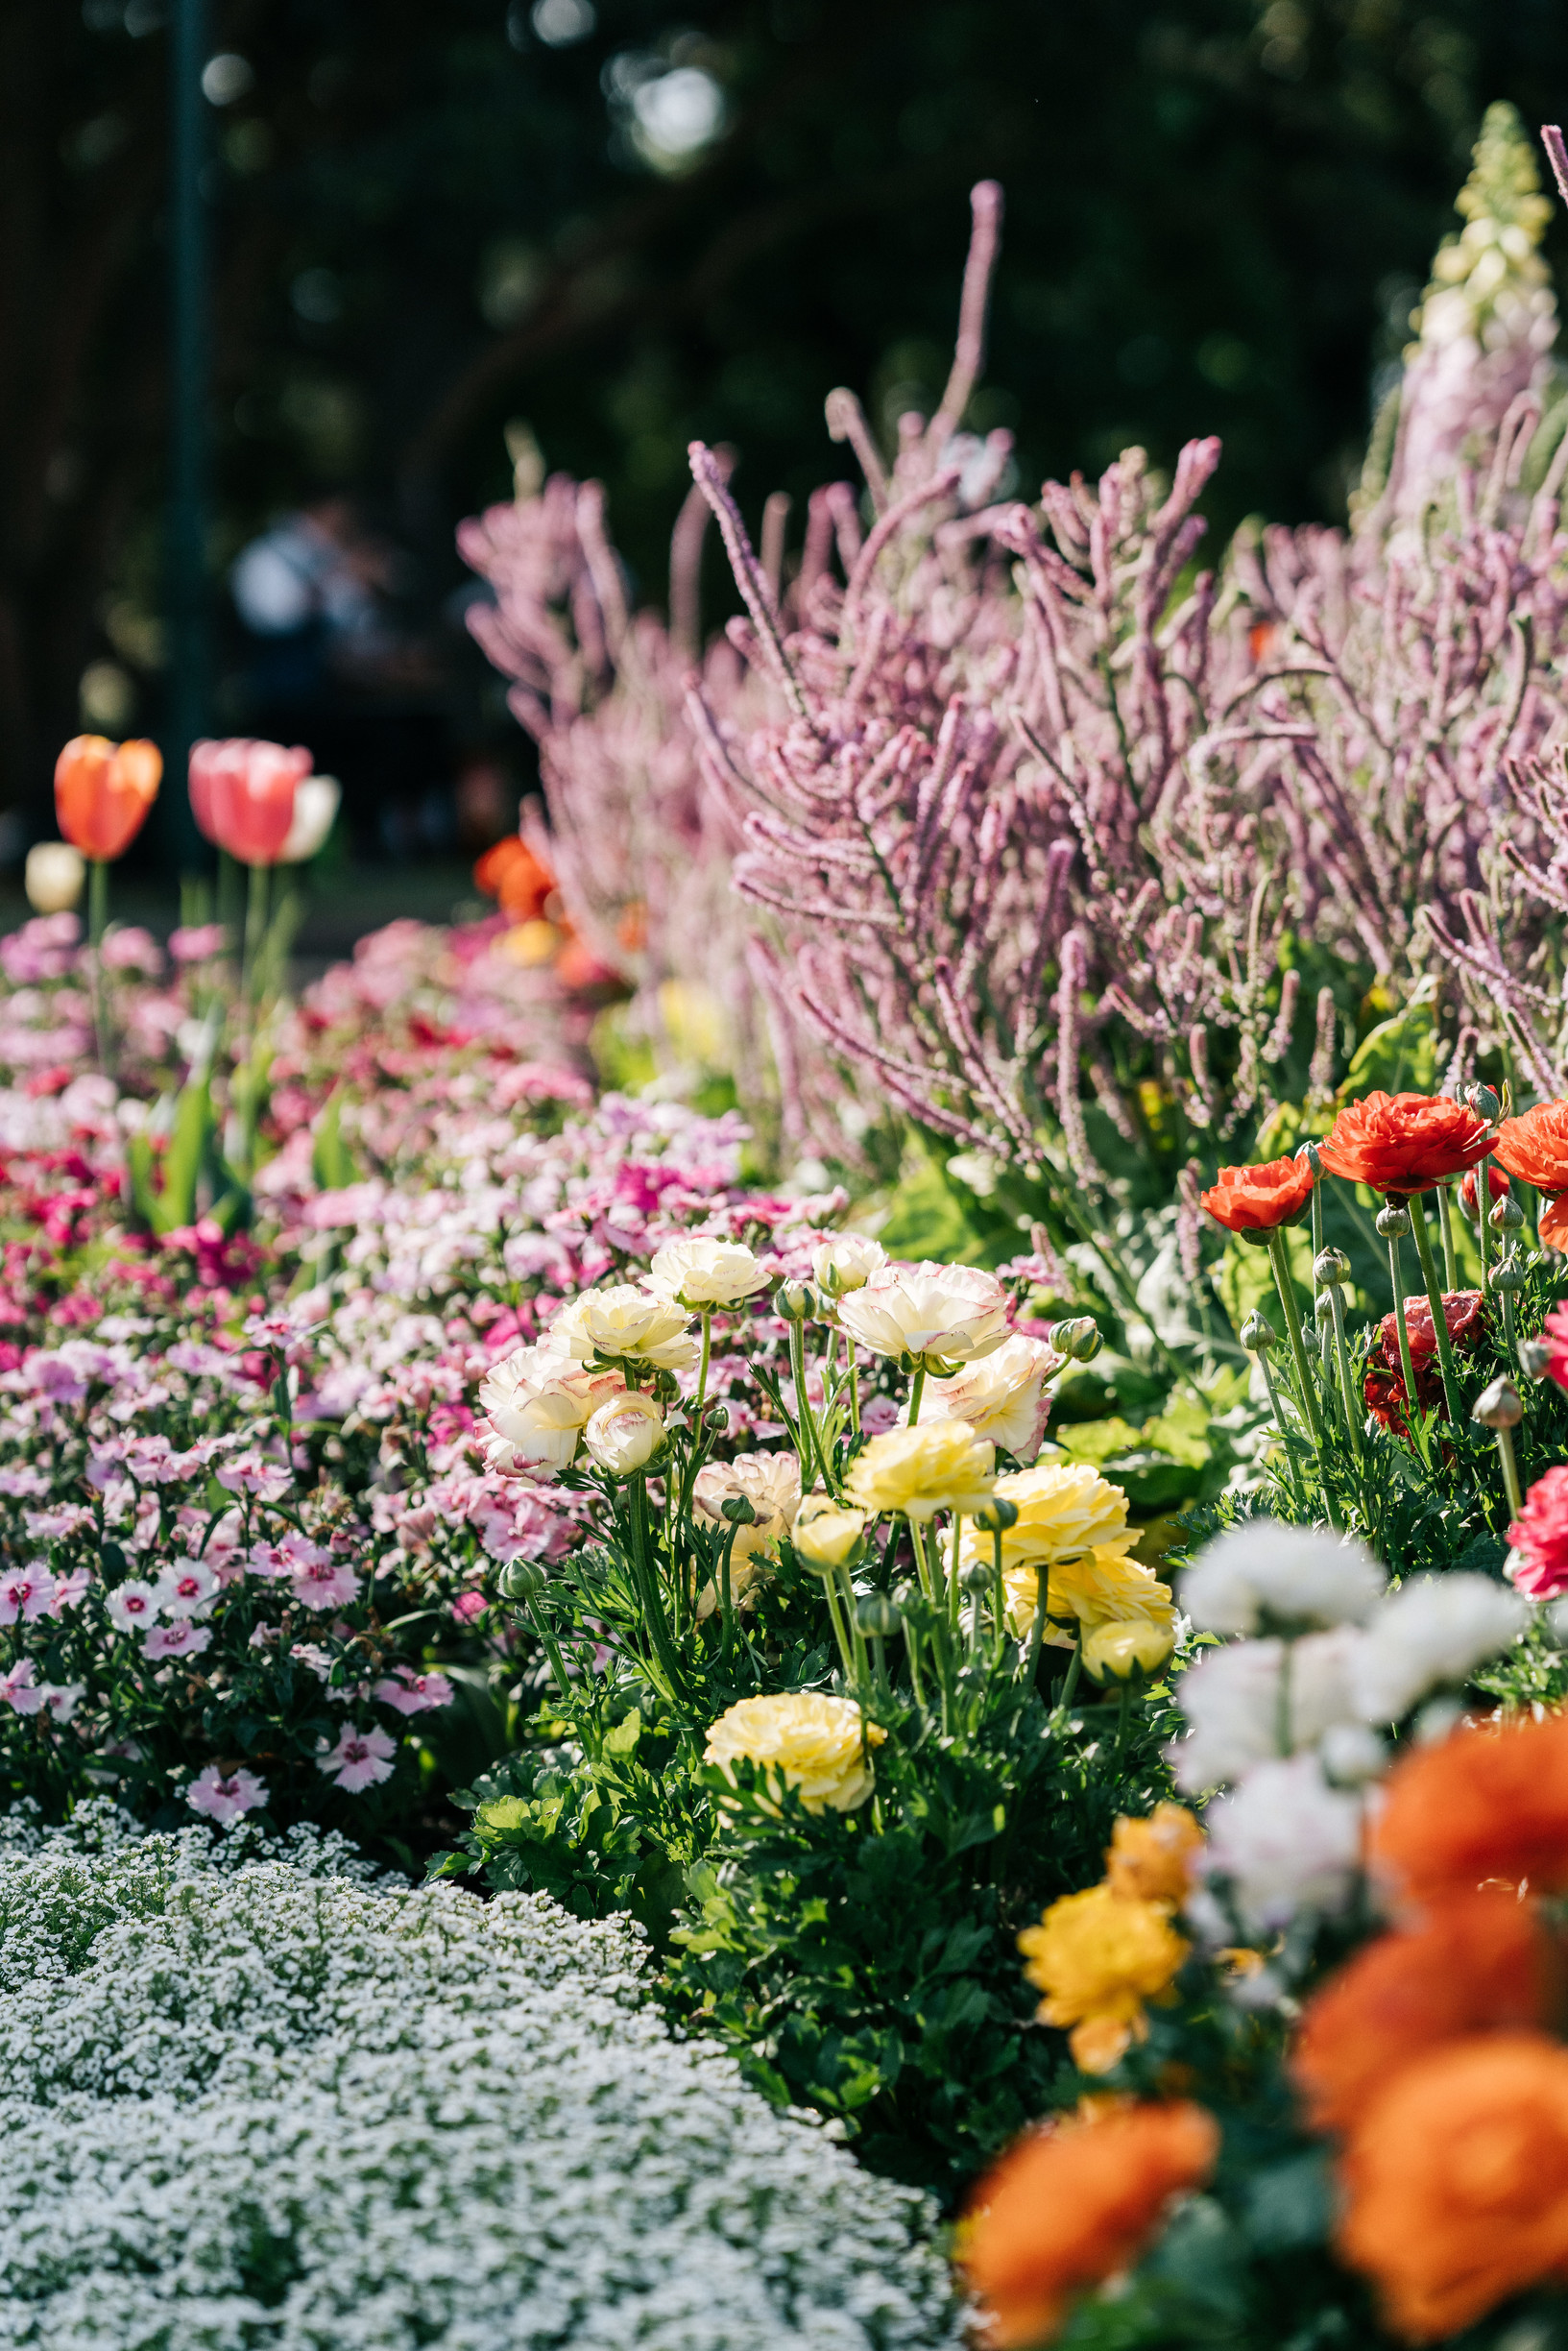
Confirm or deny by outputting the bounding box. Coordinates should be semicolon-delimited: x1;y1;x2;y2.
907;1360;927;1428
1437;1183;1459;1291
1058;1631;1084;1714
991;1528;1007;1667
948;1512;962;1631
1409;1190;1463;1425
1386;1233;1431;1468
908;1515;937;1605
845;1335;861;1438
1477;1178;1492;1297
1265;1227;1326;1452
694;1310;712;1418
1022;1568;1052;1689
1259;1352;1308;1515
242;860;271;1016
1326;1285;1364;1465
87;856;109;947
788;1319;825;1491
1495;1424;1524;1520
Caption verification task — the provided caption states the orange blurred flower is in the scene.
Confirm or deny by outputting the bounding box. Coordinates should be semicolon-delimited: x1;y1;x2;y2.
54;736;161;861
962;2102;1218;2348
474;835;555;923
1338;2032;1568;2341
1318;1090;1495;1196
1104;1804;1204;1908
1495;1100;1568;1194
1292;1891;1549;2136
1198;1156;1315;1236
1369;1712;1568;1906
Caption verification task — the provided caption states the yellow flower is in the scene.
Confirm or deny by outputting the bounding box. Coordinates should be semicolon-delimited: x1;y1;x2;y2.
959;1460;1132;1582
845;1418;996;1521
703;1691;886;1813
1103;1805;1203;1908
1001;1546;1175;1639
1019;1883;1190;2073
1083;1617;1178;1684
791;1495;867;1569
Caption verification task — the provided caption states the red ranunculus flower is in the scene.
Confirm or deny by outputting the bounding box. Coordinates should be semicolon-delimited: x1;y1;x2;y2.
1199;1156;1315;1237
1363;1291;1487;1438
1508;1465;1568;1602
1495;1101;1568;1195
1319;1091;1495;1197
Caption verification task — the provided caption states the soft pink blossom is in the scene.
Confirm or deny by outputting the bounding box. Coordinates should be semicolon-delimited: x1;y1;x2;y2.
372;1667;455;1714
186;1764;269;1823
144;1619;213;1662
0;1566;55;1624
291;1554;361;1611
155;1560;219;1618
0;1658;43;1714
317;1721;397;1792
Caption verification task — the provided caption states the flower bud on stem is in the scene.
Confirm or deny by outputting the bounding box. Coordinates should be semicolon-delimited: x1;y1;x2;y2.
1265;1225;1338;1523
1472;1375;1524;1517
1376;1203;1431;1470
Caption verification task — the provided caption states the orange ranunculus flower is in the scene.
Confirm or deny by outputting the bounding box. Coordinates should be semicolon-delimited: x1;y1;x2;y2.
1104;1804;1204;1908
1544;1196;1568;1250
1338;2032;1568;2341
473;835;555;923
1198;1156;1315;1235
1369;1713;1568;1907
54;736;162;861
1317;1090;1495;1197
1495;1100;1568;1195
961;2101;1218;2348
1292;1891;1550;2136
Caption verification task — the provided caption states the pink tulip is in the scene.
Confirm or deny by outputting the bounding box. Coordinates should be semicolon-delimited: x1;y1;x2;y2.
188;739;313;865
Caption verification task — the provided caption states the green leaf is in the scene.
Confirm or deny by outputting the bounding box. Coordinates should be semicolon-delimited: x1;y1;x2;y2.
311;1089;361;1192
154;1074;214;1235
1338;975;1438;1102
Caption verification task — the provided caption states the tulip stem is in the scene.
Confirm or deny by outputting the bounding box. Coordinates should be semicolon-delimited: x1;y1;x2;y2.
86;860;113;1076
1409;1194;1463;1426
87;858;109;948
1437;1184;1459;1291
242;860;271;1015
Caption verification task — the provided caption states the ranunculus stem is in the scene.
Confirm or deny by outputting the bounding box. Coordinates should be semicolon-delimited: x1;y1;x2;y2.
948;1512;962;1630
1386;1235;1429;1466
845;1335;861;1438
1265;1227;1326;1455
908;1515;937;1606
1437;1183;1459;1290
1495;1424;1524;1519
1022;1568;1052;1688
1408;1192;1463;1425
906;1361;927;1429
1058;1631;1084;1713
1477;1179;1492;1296
991;1529;1007;1667
629;1472;684;1699
1325;1285;1364;1464
1258;1353;1308;1514
788;1318;825;1492
694;1310;712;1418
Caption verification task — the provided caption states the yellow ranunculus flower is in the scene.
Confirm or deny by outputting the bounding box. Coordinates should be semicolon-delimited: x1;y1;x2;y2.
703;1692;886;1814
1018;1882;1189;2074
1082;1617;1178;1684
1000;1545;1175;1639
957;1459;1131;1583
1104;1805;1203;1908
791;1495;867;1569
844;1418;996;1522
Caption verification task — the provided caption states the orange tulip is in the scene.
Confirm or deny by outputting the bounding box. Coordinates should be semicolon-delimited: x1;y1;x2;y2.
54;736;162;861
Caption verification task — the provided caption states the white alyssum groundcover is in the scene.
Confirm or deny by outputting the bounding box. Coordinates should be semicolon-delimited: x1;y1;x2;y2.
0;1809;963;2351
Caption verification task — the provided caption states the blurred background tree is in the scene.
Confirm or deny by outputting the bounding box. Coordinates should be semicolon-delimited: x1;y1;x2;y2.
11;0;1568;860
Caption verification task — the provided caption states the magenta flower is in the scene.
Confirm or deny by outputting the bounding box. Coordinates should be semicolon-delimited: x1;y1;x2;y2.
317;1722;397;1793
186;1764;269;1824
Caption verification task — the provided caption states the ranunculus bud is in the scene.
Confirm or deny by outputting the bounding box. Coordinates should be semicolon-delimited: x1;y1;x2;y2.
1295;1140;1322;1176
1314;1289;1338;1328
1465;1084;1502;1124
810;1233;887;1297
791;1496;867;1570
1049;1317;1102;1363
497;1560;545;1601
1240;1310;1275;1353
1492;1249;1526;1293
971;1496;1021;1534
1314;1248;1350;1285
1375;1203;1411;1238
960;1560;994;1597
1490;1195;1526;1232
719;1493;758;1526
856;1591;902;1637
1519;1339;1554;1380
1471;1375;1523;1430
24;840;85;914
775;1278;816;1323
582;1390;665;1475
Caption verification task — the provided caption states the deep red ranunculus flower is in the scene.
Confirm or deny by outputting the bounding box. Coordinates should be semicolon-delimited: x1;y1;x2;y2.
1508;1465;1568;1601
1319;1091;1495;1197
1363;1291;1487;1438
1199;1157;1315;1237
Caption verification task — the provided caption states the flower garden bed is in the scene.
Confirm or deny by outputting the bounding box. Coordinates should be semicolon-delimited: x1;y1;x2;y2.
11;94;1568;2351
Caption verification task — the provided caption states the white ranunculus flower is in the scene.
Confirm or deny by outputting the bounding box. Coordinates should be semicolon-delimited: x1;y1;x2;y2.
1350;1572;1528;1725
1202;1753;1363;1933
477;1344;623;1475
1169;1628;1364;1793
692;1453;802;1617
582;1390;665;1475
647;1237;769;1309
24;841;84;916
835;1260;1009;1369
1180;1519;1385;1636
902;1330;1058;1458
809;1233;887;1297
542;1284;697;1373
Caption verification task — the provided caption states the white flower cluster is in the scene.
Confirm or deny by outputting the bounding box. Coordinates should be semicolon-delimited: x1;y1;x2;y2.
0;1822;961;2351
1172;1520;1528;1937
